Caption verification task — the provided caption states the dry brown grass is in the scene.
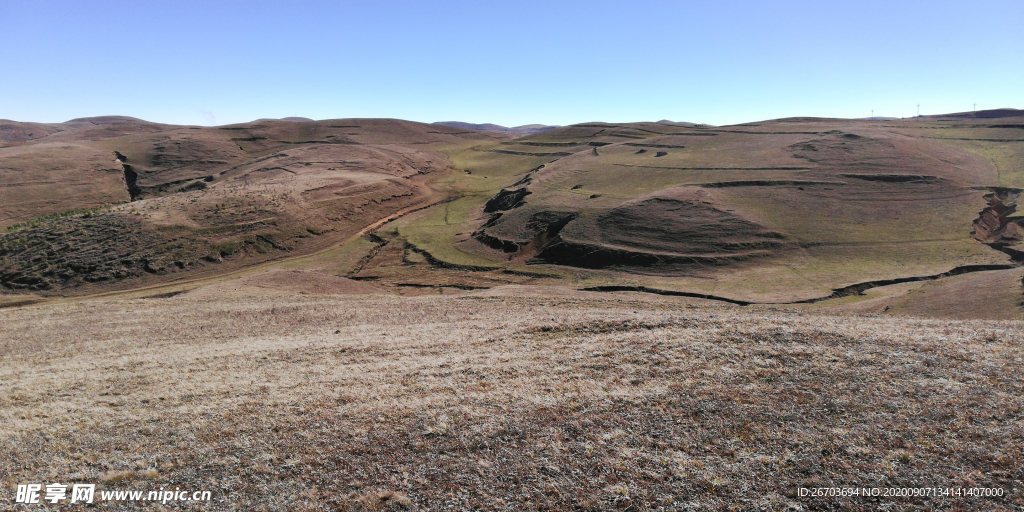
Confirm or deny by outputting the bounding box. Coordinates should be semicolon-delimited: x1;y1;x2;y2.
1;291;1022;510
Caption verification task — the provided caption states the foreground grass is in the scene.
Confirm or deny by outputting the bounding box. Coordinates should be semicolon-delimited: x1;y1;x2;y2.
1;292;1022;511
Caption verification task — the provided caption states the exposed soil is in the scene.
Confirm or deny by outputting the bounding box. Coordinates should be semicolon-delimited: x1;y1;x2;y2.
972;188;1024;243
0;117;499;295
121;163;142;201
402;240;500;272
484;187;532;213
828;266;1024;320
533;197;794;271
0;213;209;291
579;285;752;305
474;211;578;256
584;263;1022;308
793;263;1020;303
839;174;939;183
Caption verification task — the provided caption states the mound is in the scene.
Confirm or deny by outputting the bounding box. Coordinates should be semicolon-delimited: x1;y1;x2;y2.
526;192;793;270
474;184;795;271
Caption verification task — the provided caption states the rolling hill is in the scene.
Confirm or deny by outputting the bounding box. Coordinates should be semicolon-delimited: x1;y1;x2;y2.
432;121;558;136
0;117;501;293
2;111;1023;317
388;112;1024;309
2;112;1024;510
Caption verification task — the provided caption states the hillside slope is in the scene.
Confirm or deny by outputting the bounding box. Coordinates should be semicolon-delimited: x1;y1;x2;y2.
2;292;1021;510
2;112;1023;315
385;113;1024;305
0;118;500;293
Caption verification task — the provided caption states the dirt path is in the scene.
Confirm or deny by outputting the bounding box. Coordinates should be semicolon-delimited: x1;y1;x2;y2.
44;180;449;304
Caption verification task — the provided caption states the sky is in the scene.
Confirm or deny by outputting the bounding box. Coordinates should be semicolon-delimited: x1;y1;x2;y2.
1;0;1021;127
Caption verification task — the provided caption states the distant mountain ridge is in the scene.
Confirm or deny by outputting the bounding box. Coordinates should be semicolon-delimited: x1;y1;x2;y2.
254;117;315;122
917;108;1023;120
656;120;702;127
433;121;557;136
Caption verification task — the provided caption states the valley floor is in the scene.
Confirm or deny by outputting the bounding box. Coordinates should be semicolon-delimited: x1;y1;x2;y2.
1;289;1022;511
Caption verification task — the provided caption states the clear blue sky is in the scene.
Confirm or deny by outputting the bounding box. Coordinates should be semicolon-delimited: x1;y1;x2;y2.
1;0;1020;126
